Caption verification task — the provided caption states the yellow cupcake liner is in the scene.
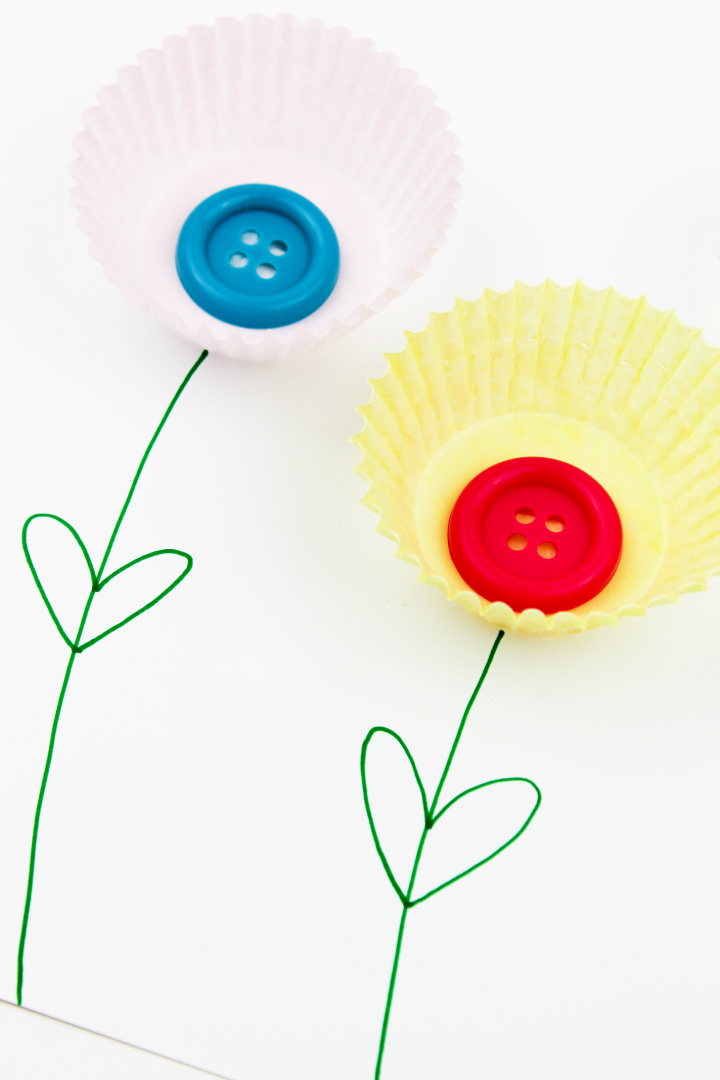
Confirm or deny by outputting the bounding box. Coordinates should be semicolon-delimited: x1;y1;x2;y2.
353;281;720;634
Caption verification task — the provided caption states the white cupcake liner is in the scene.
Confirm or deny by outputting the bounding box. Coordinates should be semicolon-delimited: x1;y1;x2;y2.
70;15;462;361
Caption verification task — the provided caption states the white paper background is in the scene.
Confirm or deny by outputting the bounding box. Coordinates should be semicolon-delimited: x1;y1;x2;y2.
2;1;720;1077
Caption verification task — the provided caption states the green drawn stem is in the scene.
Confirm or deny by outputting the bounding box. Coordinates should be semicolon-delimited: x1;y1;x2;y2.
95;353;207;579
16;649;77;1005
428;630;505;820
16;350;208;1006
373;628;505;1079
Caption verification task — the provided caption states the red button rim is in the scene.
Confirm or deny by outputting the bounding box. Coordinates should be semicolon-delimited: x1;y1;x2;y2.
447;456;623;614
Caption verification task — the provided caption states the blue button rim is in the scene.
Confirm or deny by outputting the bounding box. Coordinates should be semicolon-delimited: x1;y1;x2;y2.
175;184;340;330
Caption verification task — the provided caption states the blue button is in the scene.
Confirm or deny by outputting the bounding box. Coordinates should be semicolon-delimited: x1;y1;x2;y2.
175;184;340;329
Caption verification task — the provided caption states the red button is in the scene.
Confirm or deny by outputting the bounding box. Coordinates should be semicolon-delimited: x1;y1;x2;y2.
447;457;623;614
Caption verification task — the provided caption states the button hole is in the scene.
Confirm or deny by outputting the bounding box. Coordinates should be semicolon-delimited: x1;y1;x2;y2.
545;515;565;533
515;507;535;524
507;533;527;551
229;252;248;268
537;541;558;559
241;230;259;245
269;241;287;256
257;263;276;279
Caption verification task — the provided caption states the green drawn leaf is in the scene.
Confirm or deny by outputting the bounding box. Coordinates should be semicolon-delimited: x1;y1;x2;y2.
79;548;193;651
361;726;429;905
22;513;97;649
409;777;542;907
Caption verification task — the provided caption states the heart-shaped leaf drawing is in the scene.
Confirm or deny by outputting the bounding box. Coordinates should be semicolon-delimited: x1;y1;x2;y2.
23;513;97;649
24;514;193;653
409;777;542;907
361;726;429;905
79;548;193;651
